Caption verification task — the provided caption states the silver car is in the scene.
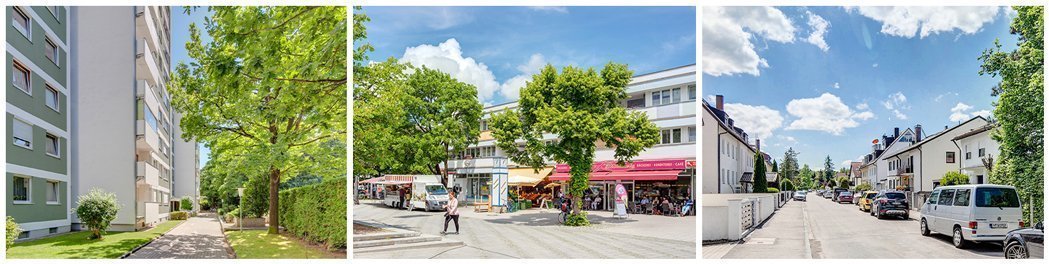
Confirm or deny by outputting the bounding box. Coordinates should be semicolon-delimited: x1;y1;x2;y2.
793;191;807;201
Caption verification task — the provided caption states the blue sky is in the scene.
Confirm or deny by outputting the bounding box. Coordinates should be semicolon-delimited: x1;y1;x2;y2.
703;6;1017;169
357;6;697;105
171;7;213;167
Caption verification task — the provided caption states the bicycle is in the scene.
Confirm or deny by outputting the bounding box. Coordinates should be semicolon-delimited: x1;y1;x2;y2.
557;199;571;224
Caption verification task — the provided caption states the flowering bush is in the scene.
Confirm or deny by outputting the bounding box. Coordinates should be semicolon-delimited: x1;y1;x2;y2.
75;189;121;239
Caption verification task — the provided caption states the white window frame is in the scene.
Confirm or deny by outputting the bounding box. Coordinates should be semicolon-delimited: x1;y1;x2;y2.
45;133;60;158
688;126;696;142
12;61;32;95
46;180;60;205
13;175;32;204
12;7;31;40
47;6;58;19
12;118;33;149
45;85;60;112
688;84;696;101
45;38;59;65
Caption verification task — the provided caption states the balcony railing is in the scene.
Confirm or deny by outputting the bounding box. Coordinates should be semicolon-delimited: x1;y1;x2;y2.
137;161;160;187
628;100;696;120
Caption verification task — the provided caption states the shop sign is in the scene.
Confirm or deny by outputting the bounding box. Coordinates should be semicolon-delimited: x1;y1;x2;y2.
555;159;686;173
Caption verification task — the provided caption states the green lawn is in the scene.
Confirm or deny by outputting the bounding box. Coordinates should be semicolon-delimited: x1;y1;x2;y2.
225;230;343;259
6;220;184;259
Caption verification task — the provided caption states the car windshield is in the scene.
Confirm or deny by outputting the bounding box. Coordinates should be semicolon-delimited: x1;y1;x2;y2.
865;193;876;199
975;187;1020;207
426;185;448;195
885;193;906;199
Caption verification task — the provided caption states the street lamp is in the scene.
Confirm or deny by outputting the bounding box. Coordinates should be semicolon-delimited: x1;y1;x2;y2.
237;187;245;230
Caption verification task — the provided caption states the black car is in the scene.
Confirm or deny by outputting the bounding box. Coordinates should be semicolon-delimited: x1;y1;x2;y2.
870;191;909;219
1004;222;1043;259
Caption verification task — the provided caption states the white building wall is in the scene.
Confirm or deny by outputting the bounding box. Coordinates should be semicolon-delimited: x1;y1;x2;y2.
701;109;719;194
915;119;989;192
956;131;998;184
172;112;199;210
70;6;139;230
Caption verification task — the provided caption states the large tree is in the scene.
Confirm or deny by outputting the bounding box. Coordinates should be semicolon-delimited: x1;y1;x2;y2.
980;6;1044;223
799;164;814;190
402;67;483;184
170;7;347;234
752;152;769;193
823;155;834;182
781;148;799;179
490;63;659;226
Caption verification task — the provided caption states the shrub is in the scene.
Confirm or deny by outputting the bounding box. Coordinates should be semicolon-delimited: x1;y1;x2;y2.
279;177;346;250
243;174;269;218
767;187;780;193
180;197;194;211
224;207;241;223
75;189;121;239
199;198;211;211
565;211;590;226
941;171;970;186
780;179;795;191
855;182;873;192
7;216;22;247
169;211;189;220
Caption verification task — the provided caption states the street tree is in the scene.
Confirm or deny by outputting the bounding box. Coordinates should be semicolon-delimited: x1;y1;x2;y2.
782;148;799;179
752;151;769;193
170;6;347;234
980;6;1044;223
836;176;851;189
490;63;660;226
823;156;834;182
402;67;483;185
799;164;814;189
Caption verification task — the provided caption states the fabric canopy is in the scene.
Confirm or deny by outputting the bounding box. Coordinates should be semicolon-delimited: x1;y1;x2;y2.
549;170;682;181
360;177;384;184
507;167;553;187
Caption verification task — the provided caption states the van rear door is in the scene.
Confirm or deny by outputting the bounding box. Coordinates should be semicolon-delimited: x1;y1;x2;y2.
972;187;1023;239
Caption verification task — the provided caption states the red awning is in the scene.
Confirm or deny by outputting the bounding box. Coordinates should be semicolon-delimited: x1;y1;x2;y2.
360;177;384;184
549;170;681;181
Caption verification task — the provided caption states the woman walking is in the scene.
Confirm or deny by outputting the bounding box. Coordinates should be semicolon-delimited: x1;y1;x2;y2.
442;190;460;235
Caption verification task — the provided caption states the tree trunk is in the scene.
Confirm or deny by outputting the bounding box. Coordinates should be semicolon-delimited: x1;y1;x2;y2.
268;167;280;234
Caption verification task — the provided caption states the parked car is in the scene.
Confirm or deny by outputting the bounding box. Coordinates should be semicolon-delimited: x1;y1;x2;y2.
823;191;834;199
852;192;863;205
857;191;879;212
793;191;807;201
872;191;909;220
836;191;853;204
920;184;1024;249
1004;222;1044;259
831;188;848;202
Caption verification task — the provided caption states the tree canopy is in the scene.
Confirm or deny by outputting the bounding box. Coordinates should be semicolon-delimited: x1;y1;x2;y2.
490;63;659;225
170;6;347;234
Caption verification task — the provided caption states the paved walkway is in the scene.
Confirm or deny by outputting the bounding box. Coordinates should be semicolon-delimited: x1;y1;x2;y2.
354;200;696;258
126;216;233;259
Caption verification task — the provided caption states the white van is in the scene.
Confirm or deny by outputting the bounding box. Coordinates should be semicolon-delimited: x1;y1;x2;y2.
920;184;1024;248
379;175;449;212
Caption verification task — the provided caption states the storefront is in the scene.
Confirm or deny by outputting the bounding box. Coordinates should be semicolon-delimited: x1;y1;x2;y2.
549;159;695;213
447;157;509;207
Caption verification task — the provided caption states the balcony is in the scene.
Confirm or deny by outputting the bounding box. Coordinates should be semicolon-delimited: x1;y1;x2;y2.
136;38;161;87
443;157;510;174
630;101;696;121
136;120;161;154
135;7;162;62
137;202;160;227
136;161;160;187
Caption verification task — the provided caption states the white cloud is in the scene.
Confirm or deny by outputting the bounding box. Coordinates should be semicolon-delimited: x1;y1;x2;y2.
856;102;869;110
872;63;879;68
804;11;831;52
833;82;840;89
703;6;796;76
785;93;874;135
934;92;959;102
705;95;717;103
400;39;546;104
950;102;993;122
882;92;909;120
723;103;785;141
528;6;568;13
848;6;1003;39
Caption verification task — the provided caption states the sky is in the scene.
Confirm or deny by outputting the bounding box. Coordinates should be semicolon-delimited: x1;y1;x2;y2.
171;7;214;167
356;6;697;106
703;6;1019;169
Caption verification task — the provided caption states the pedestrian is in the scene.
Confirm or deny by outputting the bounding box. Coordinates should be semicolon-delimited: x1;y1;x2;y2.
398;186;406;209
442;190;460;235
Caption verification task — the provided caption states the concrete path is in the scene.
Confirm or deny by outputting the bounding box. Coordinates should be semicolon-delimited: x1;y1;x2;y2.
126;216;234;259
353;200;696;259
714;193;1001;259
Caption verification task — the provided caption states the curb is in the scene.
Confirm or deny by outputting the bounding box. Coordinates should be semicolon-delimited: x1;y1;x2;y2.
214;213;239;259
119;219;188;259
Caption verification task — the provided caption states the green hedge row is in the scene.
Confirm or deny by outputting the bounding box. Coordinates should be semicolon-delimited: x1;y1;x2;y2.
279;177;347;250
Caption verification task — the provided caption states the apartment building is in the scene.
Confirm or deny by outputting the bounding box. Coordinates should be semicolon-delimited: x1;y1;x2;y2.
443;65;697;211
951;124;998;185
6;6;198;239
858;127;914;191
701;94;762;194
6;6;72;240
881;116;989;207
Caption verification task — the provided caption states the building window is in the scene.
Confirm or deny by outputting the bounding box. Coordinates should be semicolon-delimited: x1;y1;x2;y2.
479;120;488;131
49;227;58;234
13;175;30;203
660;128;682;144
18;232;29;239
13;62;31;94
144;105;158;131
688;85;696;100
946;152;955;163
650;88;682;106
965;151;971;160
688;126;696;142
978;148;985;157
45;85;60;111
46;181;59;204
45;38;59;64
626;97;645;109
13;118;33;149
976;175;984;184
45;133;59;157
12;7;31;38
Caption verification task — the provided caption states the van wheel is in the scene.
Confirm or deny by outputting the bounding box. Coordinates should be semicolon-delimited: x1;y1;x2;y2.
920;218;930;236
953;226;969;249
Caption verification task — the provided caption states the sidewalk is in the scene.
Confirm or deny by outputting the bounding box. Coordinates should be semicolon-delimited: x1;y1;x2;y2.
720;200;809;259
125;215;234;259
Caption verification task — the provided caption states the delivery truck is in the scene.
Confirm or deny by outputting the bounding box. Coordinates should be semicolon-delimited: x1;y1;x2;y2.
381;175;450;211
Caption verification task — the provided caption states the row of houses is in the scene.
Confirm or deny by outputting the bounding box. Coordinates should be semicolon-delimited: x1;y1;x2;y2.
701;95;774;194
851;116;997;208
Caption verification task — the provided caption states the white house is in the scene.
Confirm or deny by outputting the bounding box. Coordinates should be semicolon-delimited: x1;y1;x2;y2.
881;116;989;206
701;95;758;194
859;128;914;191
951;124;998;185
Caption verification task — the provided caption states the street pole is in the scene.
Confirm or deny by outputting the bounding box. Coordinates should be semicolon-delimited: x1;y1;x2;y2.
237;187;245;230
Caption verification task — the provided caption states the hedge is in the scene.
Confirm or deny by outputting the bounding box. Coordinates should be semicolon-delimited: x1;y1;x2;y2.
279;177;346;250
170;211;189;220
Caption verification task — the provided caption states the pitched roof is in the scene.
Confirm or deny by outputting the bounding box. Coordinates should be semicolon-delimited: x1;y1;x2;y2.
882;116;988;160
951;124;994;141
703;99;757;153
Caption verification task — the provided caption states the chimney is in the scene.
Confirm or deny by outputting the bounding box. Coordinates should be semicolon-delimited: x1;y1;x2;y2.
716;95;724;110
756;139;761;151
894;127;900;138
915;124;923;142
